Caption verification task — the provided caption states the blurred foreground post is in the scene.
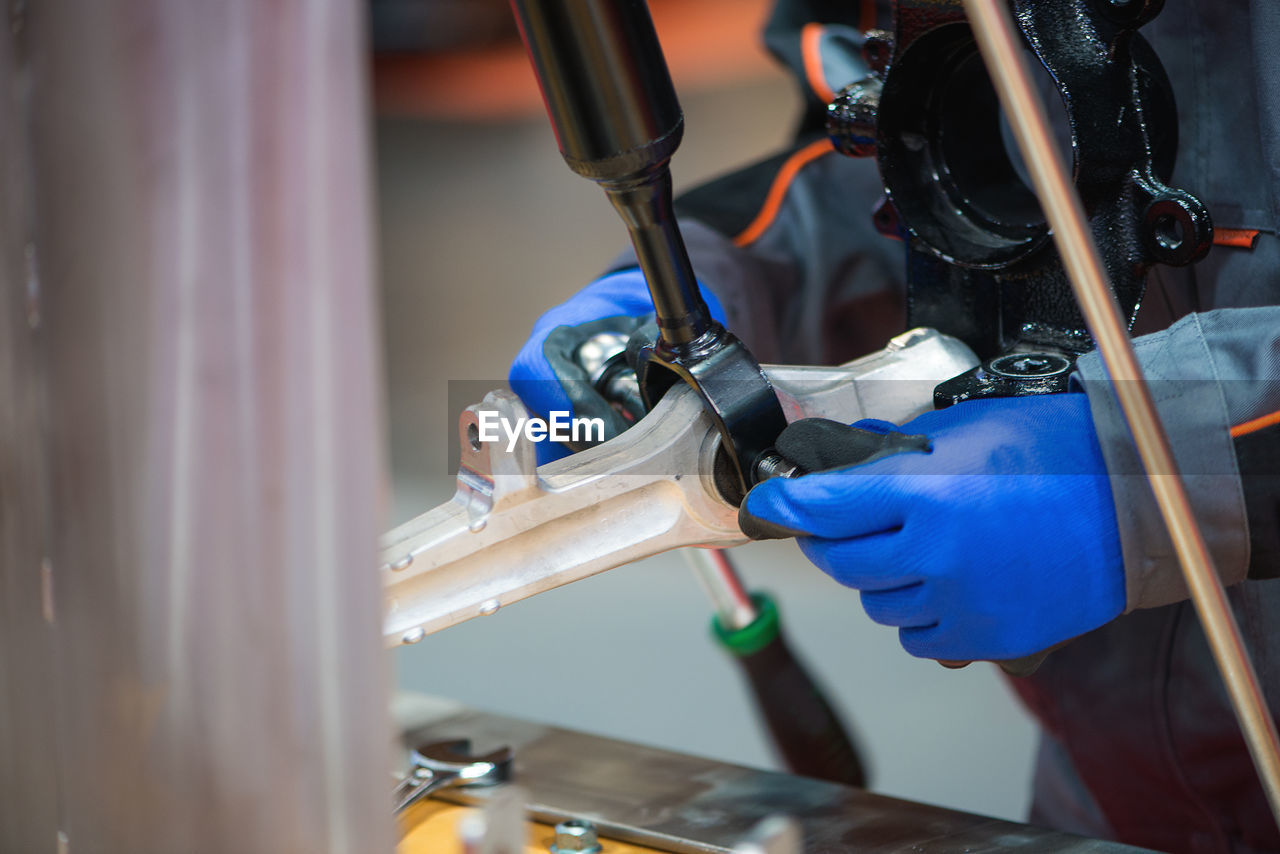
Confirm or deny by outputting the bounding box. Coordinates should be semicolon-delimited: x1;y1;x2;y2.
0;0;393;851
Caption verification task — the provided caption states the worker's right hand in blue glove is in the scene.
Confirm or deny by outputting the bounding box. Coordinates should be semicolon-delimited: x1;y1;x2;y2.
737;394;1126;662
508;268;725;462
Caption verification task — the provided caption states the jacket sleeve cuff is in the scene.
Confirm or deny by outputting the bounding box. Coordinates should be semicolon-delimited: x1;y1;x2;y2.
1070;313;1249;611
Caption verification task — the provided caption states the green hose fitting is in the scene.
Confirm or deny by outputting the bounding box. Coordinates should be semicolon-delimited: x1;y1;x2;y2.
711;592;780;657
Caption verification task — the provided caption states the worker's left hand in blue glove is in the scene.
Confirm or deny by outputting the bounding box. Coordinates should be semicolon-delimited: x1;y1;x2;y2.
739;393;1126;662
509;268;725;463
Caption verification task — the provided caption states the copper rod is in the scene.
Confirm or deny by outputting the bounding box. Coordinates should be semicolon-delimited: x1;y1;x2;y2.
961;0;1280;822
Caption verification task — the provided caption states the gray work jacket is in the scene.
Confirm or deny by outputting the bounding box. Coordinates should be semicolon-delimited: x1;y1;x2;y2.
643;1;1280;851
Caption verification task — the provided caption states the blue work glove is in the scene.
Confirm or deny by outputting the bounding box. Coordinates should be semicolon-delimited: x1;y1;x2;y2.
509;268;726;462
739;394;1125;662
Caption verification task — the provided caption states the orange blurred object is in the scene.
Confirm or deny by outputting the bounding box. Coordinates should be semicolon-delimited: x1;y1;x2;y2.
373;0;777;120
397;799;666;853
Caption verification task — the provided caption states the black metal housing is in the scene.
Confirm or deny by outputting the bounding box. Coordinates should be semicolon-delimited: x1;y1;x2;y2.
830;0;1213;402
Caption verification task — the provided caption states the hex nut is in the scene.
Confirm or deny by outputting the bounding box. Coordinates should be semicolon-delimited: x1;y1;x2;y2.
550;818;602;853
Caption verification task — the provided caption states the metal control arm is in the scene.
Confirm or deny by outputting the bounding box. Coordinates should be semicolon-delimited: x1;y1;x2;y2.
382;329;977;646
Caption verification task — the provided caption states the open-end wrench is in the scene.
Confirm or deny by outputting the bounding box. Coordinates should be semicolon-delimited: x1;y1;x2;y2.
393;740;514;815
382;328;978;646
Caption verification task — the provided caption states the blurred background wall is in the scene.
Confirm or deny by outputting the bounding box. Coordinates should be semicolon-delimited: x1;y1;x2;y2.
372;0;1039;823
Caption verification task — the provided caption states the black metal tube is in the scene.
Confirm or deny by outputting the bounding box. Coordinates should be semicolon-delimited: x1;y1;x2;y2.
604;173;708;346
510;0;713;347
509;0;681;175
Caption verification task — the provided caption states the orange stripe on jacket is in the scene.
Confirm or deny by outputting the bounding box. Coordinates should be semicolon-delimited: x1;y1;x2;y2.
1231;409;1280;439
801;23;836;104
1213;228;1261;249
732;139;837;248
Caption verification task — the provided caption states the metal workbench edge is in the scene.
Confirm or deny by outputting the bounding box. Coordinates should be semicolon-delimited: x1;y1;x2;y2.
405;708;1151;853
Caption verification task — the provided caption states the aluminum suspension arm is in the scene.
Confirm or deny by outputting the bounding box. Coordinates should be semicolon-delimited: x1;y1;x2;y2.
381;328;977;646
